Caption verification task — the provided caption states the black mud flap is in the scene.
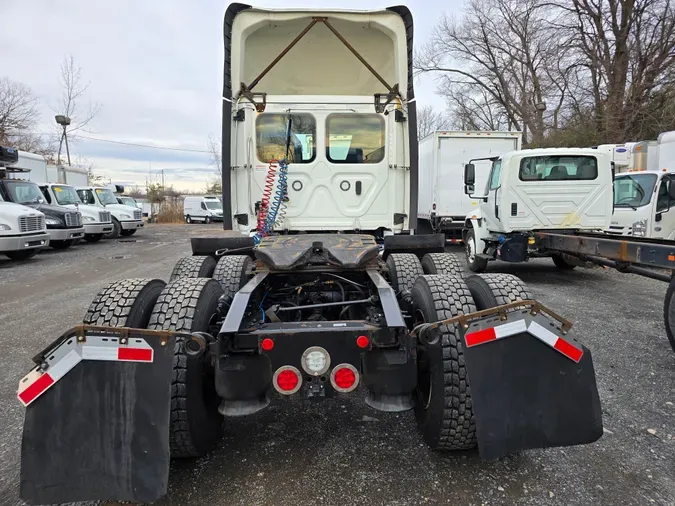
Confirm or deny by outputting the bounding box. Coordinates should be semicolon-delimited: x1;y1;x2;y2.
461;311;603;459
19;326;176;505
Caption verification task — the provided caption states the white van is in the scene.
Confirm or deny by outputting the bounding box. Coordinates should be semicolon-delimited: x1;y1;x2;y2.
184;196;223;223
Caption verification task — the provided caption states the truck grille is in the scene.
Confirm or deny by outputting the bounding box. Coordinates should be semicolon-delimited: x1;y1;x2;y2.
134;209;142;220
19;215;44;233
65;212;82;227
99;211;112;223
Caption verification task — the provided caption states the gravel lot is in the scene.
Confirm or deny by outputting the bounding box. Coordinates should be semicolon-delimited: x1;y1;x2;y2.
1;224;674;505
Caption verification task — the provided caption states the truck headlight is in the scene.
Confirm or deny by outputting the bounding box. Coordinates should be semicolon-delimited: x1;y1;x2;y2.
632;219;647;237
119;213;131;219
0;224;11;231
83;216;96;222
45;218;61;226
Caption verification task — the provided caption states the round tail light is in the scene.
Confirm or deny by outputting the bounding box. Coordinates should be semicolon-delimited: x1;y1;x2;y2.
330;363;360;393
273;366;302;395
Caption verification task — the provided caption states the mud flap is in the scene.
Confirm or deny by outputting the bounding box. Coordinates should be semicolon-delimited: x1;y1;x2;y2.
19;326;176;505
461;311;603;459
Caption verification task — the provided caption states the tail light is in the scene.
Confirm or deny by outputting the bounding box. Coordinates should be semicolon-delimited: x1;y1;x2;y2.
273;366;302;395
330;364;359;393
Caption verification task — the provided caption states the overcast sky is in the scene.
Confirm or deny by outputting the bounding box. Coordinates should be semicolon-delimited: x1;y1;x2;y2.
3;0;462;190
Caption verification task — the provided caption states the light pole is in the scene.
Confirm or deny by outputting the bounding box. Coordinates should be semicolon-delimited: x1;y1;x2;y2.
55;115;72;166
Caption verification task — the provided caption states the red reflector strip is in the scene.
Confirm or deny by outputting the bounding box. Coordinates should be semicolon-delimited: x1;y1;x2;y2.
528;321;583;363
18;372;54;406
464;328;496;347
118;347;153;362
553;337;584;363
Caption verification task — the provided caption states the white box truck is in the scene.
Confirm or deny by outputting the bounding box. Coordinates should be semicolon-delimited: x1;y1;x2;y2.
418;130;522;241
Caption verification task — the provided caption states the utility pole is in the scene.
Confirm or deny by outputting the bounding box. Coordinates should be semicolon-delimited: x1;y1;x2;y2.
161;169;165;187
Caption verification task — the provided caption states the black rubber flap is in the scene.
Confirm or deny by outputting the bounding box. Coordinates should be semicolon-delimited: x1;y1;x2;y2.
191;235;254;255
463;332;603;459
20;335;175;505
382;233;444;260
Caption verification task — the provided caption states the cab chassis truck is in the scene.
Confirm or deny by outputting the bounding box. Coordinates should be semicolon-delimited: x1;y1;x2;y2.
17;5;602;505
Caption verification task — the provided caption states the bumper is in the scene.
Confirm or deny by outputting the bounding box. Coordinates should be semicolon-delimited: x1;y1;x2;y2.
48;227;85;241
120;220;144;230
84;223;114;235
0;232;50;252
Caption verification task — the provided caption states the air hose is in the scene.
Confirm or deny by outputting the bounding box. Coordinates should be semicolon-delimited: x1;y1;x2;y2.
254;158;288;244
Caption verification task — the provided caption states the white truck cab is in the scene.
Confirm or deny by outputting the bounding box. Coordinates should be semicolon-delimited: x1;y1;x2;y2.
40;184;114;242
223;6;416;238
463;148;613;272
76;186;143;238
183;196;223;223
608;170;675;239
0;193;49;261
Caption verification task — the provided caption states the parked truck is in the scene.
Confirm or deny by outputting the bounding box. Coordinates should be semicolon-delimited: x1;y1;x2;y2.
418;130;522;241
462;148;613;271
17;6;603;505
0;148;49;260
40;183;113;242
76;186;143;238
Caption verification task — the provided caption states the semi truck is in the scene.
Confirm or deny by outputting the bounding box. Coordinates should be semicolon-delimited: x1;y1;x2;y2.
17;6;604;505
0;148;49;260
76;186;143;238
40;183;113;242
418;130;522;241
462;148;613;272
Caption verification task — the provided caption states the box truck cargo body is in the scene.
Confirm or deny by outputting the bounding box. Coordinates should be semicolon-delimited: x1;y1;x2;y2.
418;131;522;240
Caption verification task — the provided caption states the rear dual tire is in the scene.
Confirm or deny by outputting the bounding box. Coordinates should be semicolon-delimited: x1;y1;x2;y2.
411;273;532;451
170;255;218;282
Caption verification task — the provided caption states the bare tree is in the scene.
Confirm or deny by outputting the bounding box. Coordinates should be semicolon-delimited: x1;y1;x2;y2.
417;105;452;138
53;55;101;162
563;0;675;142
207;133;222;175
416;0;576;145
0;77;39;144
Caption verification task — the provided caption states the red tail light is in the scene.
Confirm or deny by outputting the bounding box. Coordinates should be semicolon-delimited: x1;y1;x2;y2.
356;335;369;349
330;364;359;393
273;366;301;395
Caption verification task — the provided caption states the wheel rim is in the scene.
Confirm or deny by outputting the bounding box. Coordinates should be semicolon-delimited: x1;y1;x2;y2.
466;234;476;263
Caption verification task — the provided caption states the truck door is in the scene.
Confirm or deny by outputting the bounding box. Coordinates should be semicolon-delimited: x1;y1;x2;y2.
482;159;502;231
654;176;675;239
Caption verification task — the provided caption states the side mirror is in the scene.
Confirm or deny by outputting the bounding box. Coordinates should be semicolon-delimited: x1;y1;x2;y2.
464;184;475;195
464;163;476;185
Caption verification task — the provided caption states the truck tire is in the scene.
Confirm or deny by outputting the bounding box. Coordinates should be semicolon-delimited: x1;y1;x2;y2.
212;255;252;295
170;255;218;282
186;215;192;224
5;249;39;261
552;253;577;270
83;278;166;328
84;234;103;243
412;274;477;451
664;276;675;353
148;278;225;458
465;229;488;273
107;217;122;239
465;273;533;310
422;253;462;276
120;229;137;237
386;253;424;295
50;240;74;250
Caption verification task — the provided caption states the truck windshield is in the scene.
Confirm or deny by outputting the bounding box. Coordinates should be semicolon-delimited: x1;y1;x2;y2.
256;113;316;163
205;201;222;210
613;174;657;208
52;185;82;205
519;156;598;181
3;181;45;205
95;188;118;205
119;197;136;206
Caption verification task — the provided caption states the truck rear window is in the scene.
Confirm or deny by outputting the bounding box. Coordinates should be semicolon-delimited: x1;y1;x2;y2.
326;114;385;164
519;156;598;181
256;113;316;164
